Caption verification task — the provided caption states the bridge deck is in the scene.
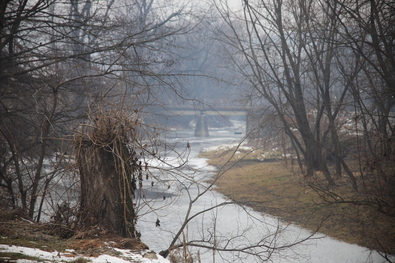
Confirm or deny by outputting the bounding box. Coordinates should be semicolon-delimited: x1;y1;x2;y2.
165;107;250;116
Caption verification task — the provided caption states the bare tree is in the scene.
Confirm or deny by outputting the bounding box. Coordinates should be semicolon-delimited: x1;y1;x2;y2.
323;0;395;216
0;0;192;222
213;0;395;255
214;0;348;186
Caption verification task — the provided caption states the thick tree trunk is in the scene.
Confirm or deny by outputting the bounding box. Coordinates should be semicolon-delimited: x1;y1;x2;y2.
76;139;136;237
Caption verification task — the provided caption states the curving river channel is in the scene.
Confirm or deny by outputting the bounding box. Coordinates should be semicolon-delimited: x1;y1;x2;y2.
137;121;392;263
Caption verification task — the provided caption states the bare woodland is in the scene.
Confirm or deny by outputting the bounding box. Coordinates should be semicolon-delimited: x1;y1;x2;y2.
1;0;394;262
215;0;394;216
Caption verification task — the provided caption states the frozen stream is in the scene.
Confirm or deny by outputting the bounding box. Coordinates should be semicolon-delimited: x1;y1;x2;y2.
136;123;392;263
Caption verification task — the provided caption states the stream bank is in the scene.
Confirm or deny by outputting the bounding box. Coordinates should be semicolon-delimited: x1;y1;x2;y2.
204;154;395;256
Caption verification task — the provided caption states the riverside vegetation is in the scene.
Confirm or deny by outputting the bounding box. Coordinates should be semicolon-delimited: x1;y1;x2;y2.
199;143;395;256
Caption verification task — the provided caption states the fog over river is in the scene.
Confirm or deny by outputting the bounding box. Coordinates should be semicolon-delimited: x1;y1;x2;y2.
136;120;393;263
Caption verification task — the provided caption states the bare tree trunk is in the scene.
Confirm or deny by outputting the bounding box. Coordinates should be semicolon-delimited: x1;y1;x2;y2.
75;133;137;238
29;86;58;220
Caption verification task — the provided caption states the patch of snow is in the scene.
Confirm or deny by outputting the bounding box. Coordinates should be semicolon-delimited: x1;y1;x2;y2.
0;245;170;263
201;142;251;153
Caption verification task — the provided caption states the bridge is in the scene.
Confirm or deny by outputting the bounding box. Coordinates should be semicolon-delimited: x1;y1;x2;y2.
148;106;252;137
165;107;249;116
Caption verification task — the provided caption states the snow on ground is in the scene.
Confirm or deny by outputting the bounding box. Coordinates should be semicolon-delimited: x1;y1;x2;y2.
200;142;251;153
0;244;170;263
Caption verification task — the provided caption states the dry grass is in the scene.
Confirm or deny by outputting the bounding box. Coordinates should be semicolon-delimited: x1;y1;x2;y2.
201;146;395;255
0;211;149;261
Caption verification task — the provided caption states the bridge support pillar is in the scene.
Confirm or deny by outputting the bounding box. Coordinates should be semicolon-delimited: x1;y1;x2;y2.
194;115;209;137
246;110;252;135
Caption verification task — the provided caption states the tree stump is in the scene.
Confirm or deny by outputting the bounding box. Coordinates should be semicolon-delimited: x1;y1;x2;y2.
75;115;139;238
